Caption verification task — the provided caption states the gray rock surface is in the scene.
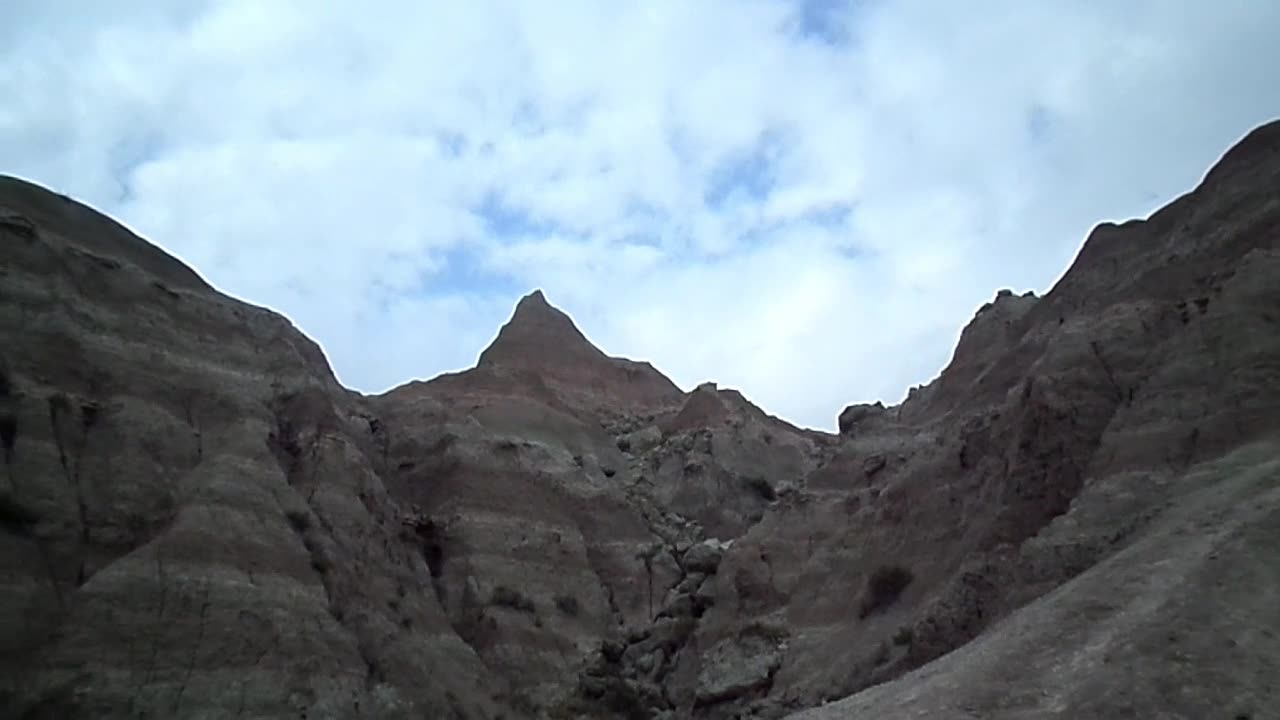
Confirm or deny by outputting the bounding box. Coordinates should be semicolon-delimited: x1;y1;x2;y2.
1;119;1279;720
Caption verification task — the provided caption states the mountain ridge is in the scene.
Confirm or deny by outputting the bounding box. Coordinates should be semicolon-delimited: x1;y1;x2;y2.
0;119;1277;719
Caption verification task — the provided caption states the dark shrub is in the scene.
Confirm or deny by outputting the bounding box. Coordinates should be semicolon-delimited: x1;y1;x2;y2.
80;401;101;432
859;565;914;618
872;639;891;665
0;492;38;534
892;625;914;645
743;475;777;501
305;539;332;574
0;411;16;456
491;585;536;613
554;594;580;616
285;509;311;532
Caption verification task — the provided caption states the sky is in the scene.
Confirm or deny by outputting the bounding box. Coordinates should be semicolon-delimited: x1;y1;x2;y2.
3;1;1279;430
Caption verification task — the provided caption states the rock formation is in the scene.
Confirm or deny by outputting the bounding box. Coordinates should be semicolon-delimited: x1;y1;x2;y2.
1;119;1278;719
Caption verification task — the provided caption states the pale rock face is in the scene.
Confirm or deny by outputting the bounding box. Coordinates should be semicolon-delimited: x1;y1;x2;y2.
2;120;1280;720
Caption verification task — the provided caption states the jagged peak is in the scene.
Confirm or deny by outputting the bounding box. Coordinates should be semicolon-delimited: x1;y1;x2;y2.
506;289;572;329
975;288;1039;317
466;288;685;413
477;289;606;370
515;288;550;311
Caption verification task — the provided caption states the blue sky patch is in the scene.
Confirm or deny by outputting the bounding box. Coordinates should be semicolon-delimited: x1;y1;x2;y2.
511;99;547;137
423;244;524;298
1026;104;1054;143
366;244;523;311
802;202;856;229
474;190;560;238
435;130;467;158
108;130;166;203
617;200;668;248
788;0;867;46
703;128;789;209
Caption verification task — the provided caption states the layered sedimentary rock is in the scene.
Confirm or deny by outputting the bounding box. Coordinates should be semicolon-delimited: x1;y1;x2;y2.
1;119;1278;720
0;177;504;718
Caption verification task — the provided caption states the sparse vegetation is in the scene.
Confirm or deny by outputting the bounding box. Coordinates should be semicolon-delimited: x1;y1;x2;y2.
892;625;914;645
740;619;790;644
266;393;305;473
859;565;914;618
303;536;332;574
79;401;100;432
121;510;151;539
554;594;581;616
285;509;311;532
47;392;71;420
743;475;777;501
0;410;16;458
0;492;39;534
872;639;891;665
490;585;536;613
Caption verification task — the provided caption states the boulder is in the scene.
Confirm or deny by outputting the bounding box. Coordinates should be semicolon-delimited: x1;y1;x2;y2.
837;401;886;435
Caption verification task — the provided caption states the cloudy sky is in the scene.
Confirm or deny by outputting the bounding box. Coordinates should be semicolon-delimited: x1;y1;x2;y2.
3;1;1278;430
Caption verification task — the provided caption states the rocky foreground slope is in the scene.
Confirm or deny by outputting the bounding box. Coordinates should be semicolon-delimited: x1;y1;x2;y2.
1;120;1278;719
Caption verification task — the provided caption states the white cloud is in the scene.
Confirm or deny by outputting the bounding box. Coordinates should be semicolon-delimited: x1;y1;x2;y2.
2;0;1278;429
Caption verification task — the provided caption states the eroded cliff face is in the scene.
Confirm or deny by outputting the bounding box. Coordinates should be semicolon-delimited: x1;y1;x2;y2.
1;120;1278;720
0;178;504;719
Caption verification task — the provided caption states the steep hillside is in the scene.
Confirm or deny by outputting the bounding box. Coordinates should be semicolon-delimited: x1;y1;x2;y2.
0;119;1277;720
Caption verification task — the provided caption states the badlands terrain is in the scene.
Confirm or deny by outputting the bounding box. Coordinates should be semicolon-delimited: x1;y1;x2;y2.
1;120;1278;719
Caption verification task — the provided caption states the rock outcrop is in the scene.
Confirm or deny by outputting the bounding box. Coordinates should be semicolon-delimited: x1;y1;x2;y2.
476;289;683;420
1;119;1278;720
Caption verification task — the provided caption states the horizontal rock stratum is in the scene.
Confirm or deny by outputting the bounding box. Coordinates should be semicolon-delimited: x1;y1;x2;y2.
1;120;1279;719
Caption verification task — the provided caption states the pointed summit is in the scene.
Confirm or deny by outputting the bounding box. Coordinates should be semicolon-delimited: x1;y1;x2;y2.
478;289;607;370
518;288;549;307
474;289;683;414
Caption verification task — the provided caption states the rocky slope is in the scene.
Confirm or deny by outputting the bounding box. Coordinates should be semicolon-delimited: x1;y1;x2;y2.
1;119;1278;720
